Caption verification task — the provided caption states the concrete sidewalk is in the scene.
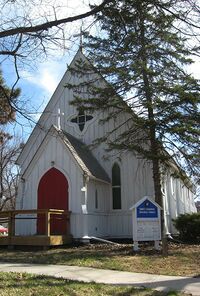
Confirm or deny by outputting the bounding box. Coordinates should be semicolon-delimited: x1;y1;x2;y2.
0;262;199;295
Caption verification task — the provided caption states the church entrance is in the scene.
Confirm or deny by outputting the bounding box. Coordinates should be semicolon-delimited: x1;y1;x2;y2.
37;168;69;235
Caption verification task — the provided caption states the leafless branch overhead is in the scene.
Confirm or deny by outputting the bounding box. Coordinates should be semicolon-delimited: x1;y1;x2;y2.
0;0;112;39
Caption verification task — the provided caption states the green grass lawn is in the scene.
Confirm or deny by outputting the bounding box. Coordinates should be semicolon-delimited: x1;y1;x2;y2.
0;272;188;296
0;242;199;277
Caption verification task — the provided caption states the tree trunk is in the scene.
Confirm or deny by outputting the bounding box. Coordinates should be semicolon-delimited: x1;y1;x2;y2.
151;141;168;256
138;3;168;255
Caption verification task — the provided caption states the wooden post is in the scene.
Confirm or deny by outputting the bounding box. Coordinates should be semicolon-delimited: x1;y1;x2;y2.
45;210;50;237
8;212;15;236
12;212;15;236
8;211;15;248
8;212;12;239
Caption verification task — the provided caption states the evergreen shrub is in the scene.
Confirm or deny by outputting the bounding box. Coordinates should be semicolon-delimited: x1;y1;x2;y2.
173;212;200;243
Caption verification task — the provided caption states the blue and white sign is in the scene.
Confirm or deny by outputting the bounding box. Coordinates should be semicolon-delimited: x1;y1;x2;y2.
130;196;162;250
137;199;158;218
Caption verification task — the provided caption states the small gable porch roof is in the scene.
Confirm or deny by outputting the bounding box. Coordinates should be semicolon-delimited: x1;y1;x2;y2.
22;125;110;184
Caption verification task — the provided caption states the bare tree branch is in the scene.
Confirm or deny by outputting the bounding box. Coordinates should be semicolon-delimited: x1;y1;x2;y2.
0;0;112;38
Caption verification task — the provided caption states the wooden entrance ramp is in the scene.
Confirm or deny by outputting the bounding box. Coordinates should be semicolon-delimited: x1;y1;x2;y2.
0;209;72;247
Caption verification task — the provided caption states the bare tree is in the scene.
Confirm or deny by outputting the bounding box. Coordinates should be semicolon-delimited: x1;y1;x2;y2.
0;0;112;124
0;130;23;210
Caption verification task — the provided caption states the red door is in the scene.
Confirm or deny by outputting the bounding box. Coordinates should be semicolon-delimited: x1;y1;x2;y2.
37;168;68;235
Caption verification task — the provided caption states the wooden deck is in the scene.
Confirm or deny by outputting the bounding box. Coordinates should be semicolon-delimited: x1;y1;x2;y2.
0;209;72;247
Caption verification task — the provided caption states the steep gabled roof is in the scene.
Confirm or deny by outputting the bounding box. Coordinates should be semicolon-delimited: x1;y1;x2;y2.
57;127;110;184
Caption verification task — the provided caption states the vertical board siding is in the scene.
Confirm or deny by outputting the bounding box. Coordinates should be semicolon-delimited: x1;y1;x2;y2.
16;50;196;239
16;135;84;236
162;170;196;235
107;212;132;237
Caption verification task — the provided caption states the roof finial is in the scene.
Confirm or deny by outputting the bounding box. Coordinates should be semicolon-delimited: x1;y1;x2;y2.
73;23;84;52
80;23;83;51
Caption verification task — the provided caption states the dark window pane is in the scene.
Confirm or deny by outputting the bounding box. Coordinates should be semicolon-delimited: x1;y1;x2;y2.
86;115;93;121
71;109;93;132
112;187;121;209
112;163;121;186
71;118;78;123
79;123;85;131
95;189;98;209
112;163;121;209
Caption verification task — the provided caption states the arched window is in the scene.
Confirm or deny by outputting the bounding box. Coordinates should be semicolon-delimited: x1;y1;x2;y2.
112;163;121;209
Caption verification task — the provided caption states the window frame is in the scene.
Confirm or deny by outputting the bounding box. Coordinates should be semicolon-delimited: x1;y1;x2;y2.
112;162;122;210
95;188;99;210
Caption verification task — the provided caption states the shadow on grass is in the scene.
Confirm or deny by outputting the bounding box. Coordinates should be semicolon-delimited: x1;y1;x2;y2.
0;243;165;262
0;273;73;289
0;242;199;277
113;290;181;296
0;249;114;265
0;273;165;296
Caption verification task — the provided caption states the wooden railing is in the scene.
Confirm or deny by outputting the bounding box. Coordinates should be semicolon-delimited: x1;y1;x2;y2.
0;209;71;238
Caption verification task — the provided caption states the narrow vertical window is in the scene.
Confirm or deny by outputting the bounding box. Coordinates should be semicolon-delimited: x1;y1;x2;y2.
95;189;98;209
112;163;121;209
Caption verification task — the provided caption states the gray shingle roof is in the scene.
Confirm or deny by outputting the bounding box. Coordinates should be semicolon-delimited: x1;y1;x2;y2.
57;128;110;184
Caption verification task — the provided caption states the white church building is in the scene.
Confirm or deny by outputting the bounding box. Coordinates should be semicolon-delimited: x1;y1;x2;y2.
15;49;197;241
